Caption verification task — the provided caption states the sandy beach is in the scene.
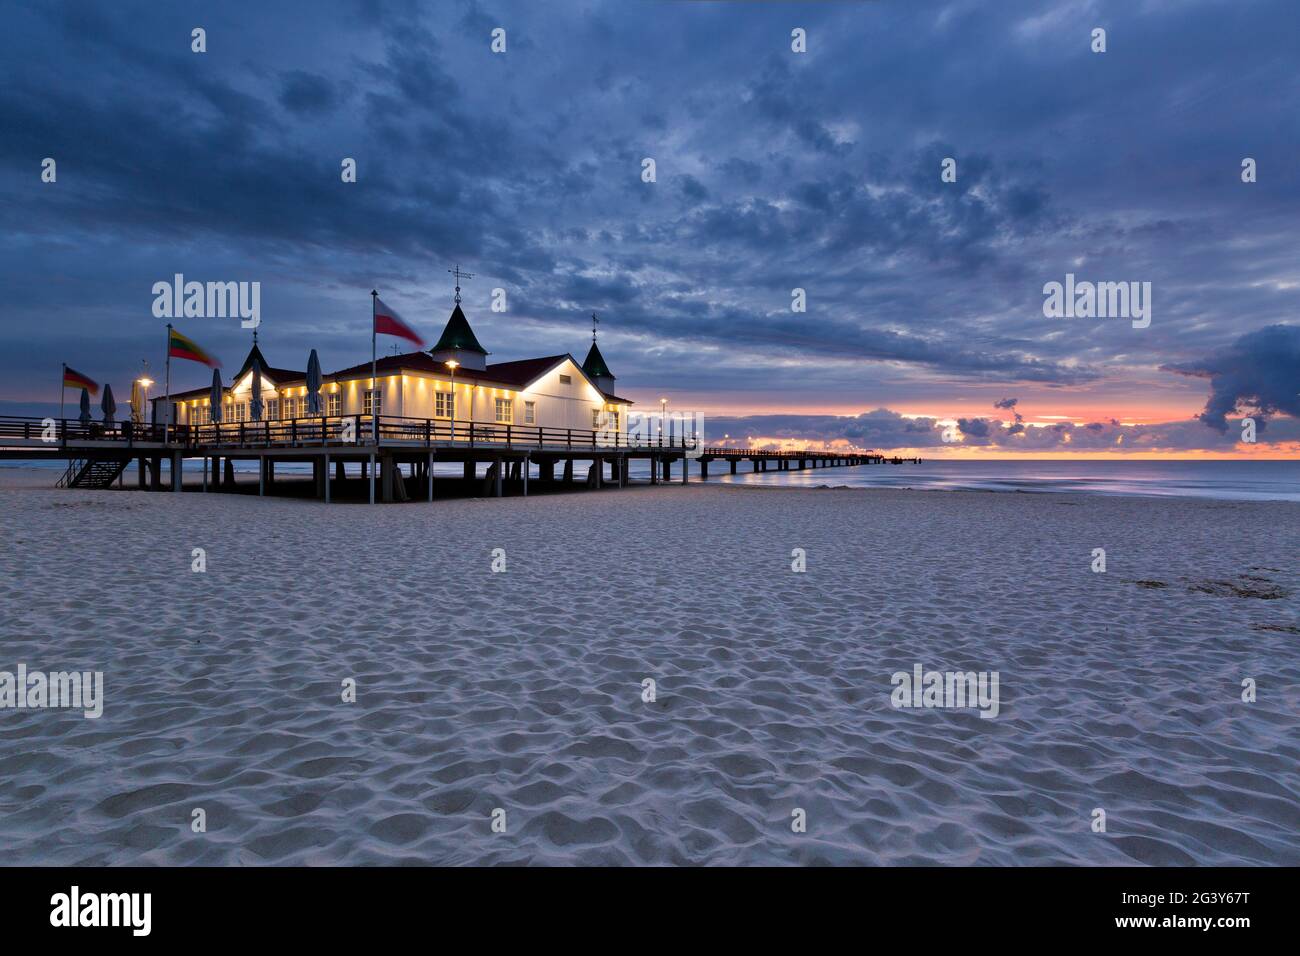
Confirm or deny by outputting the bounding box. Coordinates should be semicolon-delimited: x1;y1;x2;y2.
0;467;1296;866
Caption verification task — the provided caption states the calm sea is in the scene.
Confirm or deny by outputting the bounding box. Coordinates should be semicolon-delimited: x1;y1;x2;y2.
6;458;1299;502
708;458;1300;502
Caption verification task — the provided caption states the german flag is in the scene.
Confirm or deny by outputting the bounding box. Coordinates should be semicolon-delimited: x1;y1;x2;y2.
168;327;220;367
63;366;99;395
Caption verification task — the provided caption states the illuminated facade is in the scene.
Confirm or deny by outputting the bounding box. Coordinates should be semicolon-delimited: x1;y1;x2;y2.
160;304;633;436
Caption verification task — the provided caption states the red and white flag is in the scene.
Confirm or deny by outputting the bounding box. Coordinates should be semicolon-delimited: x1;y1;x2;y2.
373;297;425;347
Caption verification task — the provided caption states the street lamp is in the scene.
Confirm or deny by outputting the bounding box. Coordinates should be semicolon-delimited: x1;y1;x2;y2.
445;360;459;440
659;396;668;446
136;359;154;427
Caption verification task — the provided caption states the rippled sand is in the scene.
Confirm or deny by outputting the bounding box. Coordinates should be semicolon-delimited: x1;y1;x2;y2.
1;467;1297;865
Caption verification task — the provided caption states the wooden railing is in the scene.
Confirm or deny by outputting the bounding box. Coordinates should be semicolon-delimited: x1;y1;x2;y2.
187;415;700;451
699;447;876;458
0;414;700;452
0;416;168;444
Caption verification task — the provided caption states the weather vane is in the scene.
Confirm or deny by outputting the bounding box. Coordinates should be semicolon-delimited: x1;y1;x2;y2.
592;312;599;343
448;265;475;305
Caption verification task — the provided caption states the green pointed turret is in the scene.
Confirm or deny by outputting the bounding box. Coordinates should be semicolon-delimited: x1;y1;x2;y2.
430;304;488;370
432;305;486;355
582;341;613;381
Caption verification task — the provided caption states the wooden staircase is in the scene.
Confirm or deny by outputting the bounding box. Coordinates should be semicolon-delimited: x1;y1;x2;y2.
57;457;128;489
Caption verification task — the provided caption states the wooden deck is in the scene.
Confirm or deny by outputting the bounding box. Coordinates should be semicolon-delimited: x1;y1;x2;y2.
0;415;917;502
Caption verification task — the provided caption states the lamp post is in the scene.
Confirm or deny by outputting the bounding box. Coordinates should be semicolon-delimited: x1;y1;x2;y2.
137;364;154;428
659;396;668;447
445;360;459;441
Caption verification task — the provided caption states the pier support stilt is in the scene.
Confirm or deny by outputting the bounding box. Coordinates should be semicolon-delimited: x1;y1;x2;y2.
427;453;434;501
494;457;503;498
324;453;331;503
172;452;182;493
368;453;376;504
392;461;408;502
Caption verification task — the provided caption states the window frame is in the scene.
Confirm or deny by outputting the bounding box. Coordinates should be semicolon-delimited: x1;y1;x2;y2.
435;391;455;420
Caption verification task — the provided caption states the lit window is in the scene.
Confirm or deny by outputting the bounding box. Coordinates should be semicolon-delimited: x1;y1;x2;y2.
326;393;341;416
592;409;602;429
266;398;279;420
524;401;536;424
364;389;382;416
436;392;455;419
495;398;512;423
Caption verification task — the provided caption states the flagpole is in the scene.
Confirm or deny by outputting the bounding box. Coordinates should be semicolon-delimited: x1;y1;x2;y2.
59;363;65;425
370;290;378;441
164;323;173;444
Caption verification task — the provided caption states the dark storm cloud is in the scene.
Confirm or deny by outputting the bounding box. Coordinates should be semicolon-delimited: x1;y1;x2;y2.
279;71;339;115
0;0;1297;450
706;408;1300;454
1162;324;1300;433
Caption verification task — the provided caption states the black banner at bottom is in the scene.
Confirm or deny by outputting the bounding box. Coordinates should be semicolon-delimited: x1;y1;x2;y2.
0;866;1280;942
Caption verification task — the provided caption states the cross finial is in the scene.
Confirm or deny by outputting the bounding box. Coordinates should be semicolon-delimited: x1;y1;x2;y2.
448;264;475;305
591;312;599;343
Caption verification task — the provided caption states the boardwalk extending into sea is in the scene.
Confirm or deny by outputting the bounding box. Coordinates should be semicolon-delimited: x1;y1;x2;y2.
0;414;914;503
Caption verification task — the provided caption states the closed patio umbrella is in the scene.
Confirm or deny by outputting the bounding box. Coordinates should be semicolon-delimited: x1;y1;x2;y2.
306;349;322;416
78;388;91;425
210;368;223;423
100;383;117;424
250;358;264;421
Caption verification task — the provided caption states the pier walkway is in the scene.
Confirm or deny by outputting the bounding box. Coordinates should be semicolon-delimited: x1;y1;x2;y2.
0;415;917;503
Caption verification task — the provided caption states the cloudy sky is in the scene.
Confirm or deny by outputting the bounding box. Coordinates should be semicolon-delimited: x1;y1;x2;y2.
2;0;1297;455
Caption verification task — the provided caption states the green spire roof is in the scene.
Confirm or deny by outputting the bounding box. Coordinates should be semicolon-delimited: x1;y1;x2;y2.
235;343;268;380
582;341;614;380
431;304;487;354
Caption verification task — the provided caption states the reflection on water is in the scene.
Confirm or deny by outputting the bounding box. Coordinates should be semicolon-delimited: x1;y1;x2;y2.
715;459;1300;502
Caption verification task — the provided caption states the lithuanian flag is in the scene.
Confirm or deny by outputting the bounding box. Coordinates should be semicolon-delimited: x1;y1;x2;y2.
168;327;220;367
63;366;99;395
